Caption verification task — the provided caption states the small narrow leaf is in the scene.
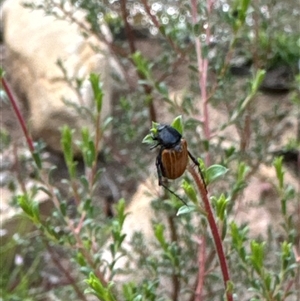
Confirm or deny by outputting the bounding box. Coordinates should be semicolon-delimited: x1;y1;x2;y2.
0;68;5;77
154;224;167;250
177;205;196;216
89;73;103;113
193;23;201;36
206;164;228;185
251;69;266;93
142;134;154;144
273;156;284;189
182;180;197;203
102;116;113;130
32;151;42;169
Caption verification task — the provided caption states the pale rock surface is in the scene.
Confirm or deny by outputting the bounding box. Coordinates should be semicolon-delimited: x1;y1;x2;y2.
1;0;122;154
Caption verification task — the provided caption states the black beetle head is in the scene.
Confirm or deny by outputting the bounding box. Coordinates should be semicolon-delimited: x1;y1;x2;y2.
151;124;182;149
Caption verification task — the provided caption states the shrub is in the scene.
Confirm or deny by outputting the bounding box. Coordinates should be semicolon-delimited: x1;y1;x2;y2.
1;0;299;300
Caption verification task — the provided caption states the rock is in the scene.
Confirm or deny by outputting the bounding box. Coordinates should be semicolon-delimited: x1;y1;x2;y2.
260;65;294;93
1;0;123;154
230;55;252;76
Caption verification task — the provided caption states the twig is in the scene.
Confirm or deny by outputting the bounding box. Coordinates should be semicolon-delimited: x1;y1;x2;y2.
1;77;35;153
190;0;212;166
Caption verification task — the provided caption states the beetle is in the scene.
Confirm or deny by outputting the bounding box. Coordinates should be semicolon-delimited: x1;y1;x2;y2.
151;124;206;204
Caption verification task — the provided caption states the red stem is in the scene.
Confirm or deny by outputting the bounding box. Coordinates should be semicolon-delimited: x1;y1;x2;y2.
190;0;212;166
187;165;233;301
1;77;35;153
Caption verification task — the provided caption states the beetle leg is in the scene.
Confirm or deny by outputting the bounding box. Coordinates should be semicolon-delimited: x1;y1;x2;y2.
188;151;207;193
156;151;188;206
156;149;164;186
160;182;188;206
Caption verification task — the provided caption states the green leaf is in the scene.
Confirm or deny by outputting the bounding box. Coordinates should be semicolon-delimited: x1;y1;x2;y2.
102;116;113;131
188;64;199;73
152;121;160;128
281;241;293;271
230;222;248;261
131;51;152;79
171;115;183;135
206;164;228;185
89;73;103;113
142;122;161;145
155;82;169;97
18;195;33;217
273;156;284;189
32;150;42;169
76;251;87;266
32;200;40;222
176;205;196;216
154;224;167;250
193;23;201;36
237;162;249;182
59;201;67;217
213;194;230;221
0;68;5;77
61;126;73;156
251;69;266;93
80;127;97;167
182;180;197;203
115;198;127;227
61;126;78;178
18;195;41;224
224;146;236;159
226;280;235;294
142;134;154;145
159;25;165;35
84;272;117;301
249;240;265;275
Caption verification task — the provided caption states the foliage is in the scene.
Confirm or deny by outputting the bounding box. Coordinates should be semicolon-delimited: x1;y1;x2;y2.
1;0;299;301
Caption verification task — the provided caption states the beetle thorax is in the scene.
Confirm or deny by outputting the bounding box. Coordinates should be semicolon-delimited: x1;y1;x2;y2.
156;124;182;149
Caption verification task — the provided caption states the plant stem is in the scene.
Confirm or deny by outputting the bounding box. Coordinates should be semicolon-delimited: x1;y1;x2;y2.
187;164;233;301
190;0;212;166
1;77;35;153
